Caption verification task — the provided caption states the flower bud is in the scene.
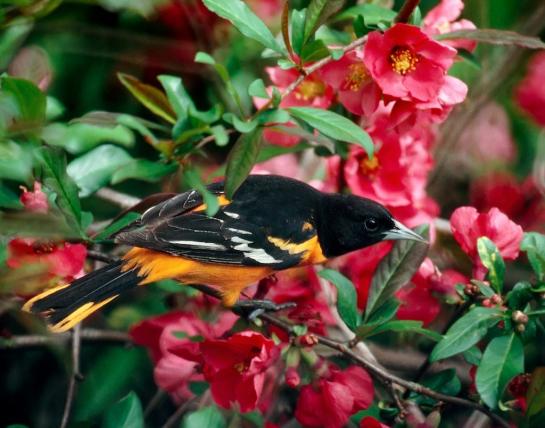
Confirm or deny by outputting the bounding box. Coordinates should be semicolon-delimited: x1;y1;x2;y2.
490;294;503;305
512;310;529;324
482;298;492;307
298;333;319;347
285;367;300;388
516;323;526;333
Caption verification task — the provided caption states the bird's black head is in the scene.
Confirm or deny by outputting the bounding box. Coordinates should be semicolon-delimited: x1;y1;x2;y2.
317;193;426;257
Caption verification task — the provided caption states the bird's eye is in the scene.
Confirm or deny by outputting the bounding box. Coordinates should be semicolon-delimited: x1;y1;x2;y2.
364;217;379;232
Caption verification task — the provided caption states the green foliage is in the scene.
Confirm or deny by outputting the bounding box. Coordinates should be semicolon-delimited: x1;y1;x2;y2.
303;0;345;44
93;212;140;241
521;232;545;283
319;268;359;331
182;405;226;428
476;333;524;408
0;76;46;133
102;391;144;428
477;237;505;293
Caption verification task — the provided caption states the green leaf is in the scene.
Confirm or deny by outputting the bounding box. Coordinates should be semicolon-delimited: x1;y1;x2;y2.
0;211;78;239
430;307;503;362
202;0;285;54
291;8;307;55
287;107;374;157
224;127;263;198
333;4;397;26
111;160;177;184
436;29;545;49
194;51;216;65
506;281;533;310
364;225;429;321
182;406;226;428
463;346;483;366
93;212;141;242
414;369;461;407
521;232;545;282
408;6;422;26
248;78;269;99
0;184;23;209
362;320;442;341
365;297;400;325
1;76;46;131
0;140;34;182
223;113;258;133
37;146;84;237
102;391;143;428
476;333;524;408
477;237;505;293
303;0;344;44
117;73;176;124
527;368;545;417
67;145;133;197
157;75;194;119
257;108;291;125
319;269;359;331
210;125;229;146
183;169;220;217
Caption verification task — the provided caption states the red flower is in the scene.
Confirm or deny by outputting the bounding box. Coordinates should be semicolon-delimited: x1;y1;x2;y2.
295;365;374;428
423;0;477;52
321;48;381;117
131;311;235;403
515;51;545;126
285;367;301;388
174;331;280;412
20;182;48;213
508;373;531;413
450;207;524;278
360;416;390;428
363;24;459;103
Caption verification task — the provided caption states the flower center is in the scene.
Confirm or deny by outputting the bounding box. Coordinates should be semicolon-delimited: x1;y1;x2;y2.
234;362;248;373
32;241;55;254
360;156;380;177
295;79;326;101
344;63;369;91
389;47;419;75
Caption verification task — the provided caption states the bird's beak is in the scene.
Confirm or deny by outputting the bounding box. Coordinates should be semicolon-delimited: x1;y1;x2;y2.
384;219;428;243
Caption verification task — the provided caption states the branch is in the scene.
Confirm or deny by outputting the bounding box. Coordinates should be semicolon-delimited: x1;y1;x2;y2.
96;187;141;210
394;0;421;23
60;324;81;428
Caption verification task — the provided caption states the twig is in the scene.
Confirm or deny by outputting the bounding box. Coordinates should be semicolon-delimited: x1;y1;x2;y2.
161;396;197;428
394;0;421;23
60;324;82;428
144;389;166;419
86;250;118;264
0;328;131;349
96;188;141;210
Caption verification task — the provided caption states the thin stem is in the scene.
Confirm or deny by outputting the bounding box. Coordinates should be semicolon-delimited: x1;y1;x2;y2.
161;397;197;428
60;324;82;428
394;0;421;23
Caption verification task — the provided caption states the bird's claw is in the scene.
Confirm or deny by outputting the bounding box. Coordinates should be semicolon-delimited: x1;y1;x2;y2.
233;299;296;320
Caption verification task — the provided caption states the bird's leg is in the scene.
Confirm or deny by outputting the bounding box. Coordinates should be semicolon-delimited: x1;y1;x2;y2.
232;299;297;321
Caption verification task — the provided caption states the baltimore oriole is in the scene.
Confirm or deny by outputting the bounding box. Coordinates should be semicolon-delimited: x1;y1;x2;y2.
23;175;425;332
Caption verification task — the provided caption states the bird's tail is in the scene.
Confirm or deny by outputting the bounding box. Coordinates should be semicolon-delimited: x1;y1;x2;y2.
22;261;140;333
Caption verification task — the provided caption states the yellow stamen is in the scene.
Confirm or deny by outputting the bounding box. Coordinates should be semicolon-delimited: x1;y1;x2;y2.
389;47;419;75
234;362;247;373
360;156;380;177
295;79;326;101
344;63;369;91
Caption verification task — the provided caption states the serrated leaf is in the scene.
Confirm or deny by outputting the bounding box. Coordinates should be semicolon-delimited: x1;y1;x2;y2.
183;169;220;217
202;0;285;54
430;307;503;362
477;237;505;293
303;0;344;44
436;29;545;49
521;232;545;282
319;269;359;331
364;225;428;321
117;73;176;124
182;406;226;428
67;145;133;197
224;128;263;198
288;107;374;157
102;391;143;428
37;146;85;237
93;212;141;242
248;78;269;99
476;333;524;409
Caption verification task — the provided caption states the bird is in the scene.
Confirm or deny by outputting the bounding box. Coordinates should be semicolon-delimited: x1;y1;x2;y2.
23;174;426;333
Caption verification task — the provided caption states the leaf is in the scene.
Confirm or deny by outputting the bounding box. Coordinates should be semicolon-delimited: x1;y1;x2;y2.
476;333;524;408
0;184;23;209
436;29;545;49
364;225;429;321
291;8;307;55
202;0;285;54
0;211;78;239
527;367;545;417
333;4;397;26
413;369;461;406
463;346;483;366
521;232;545;282
319;269;359;331
248;78;269;99
117;73;176;124
362;320;442;341
111;160;177;184
210;125;229;146
93;212;141;242
183;169;220;217
223;113;258;133
287;107;374;157
430;307;504;362
1;76;46;130
303;0;344;43
477;237;505;293
506;281;533;310
157;74;194;119
67;145;133;197
182;406;226;428
224;127;263;198
102;391;144;428
37;146;84;237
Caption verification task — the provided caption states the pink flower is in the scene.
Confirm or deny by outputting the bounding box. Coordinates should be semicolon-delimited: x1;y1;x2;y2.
423;0;477;52
251;153;300;178
360;416;390;428
285;367;301;388
20;182;48;213
131;311;235;403
295;365;374;428
247;0;282;23
450;207;524;277
321;48;381;117
515;51;545;126
363;24;459;103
